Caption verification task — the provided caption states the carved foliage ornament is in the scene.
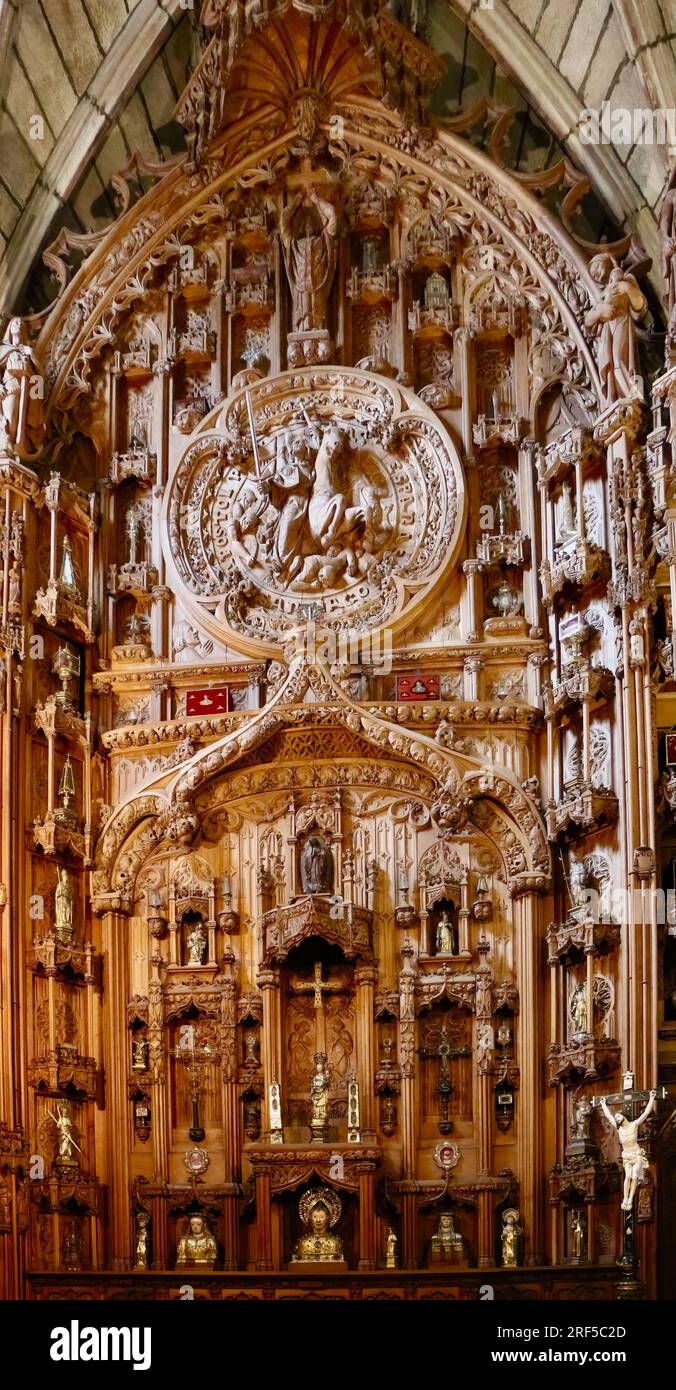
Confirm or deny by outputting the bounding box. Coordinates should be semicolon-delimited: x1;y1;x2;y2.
163;369;463;651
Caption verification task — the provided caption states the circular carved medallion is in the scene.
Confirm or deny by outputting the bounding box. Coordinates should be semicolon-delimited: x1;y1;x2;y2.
163;368;465;655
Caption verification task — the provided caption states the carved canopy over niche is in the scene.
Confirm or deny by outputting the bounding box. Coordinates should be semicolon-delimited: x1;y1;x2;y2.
171;854;215;915
91;659;551;911
419;838;467;901
164;370;463;651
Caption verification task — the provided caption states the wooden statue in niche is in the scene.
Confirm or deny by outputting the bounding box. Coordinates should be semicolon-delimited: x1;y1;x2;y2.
54;868;75;943
184;912;207;965
300;835;333;894
309;1051;330;1142
432;899;459;956
281;191;338;335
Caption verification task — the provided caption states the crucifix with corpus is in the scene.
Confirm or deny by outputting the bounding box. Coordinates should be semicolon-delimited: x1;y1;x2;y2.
593;1072;668;1279
288;960;349;1140
419;1017;471;1135
170;1023;214;1144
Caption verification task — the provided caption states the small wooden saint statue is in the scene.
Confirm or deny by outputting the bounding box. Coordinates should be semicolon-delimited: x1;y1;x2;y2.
7;563;20;615
568;860;590;917
385;1228;398;1269
435;909;457;956
501;1208;521;1267
135;1210;150;1269
0;317;44;455
572;1094;592;1142
291;1188;345;1266
176;1214;218;1267
54;868;74;943
49;1103;81;1172
309;1051;330;1142
557;480;578;547
132;1037;149;1071
186;921;207;965
281;191;338;335
300;835;333;894
584;253;647;405
62;1219;83;1272
570;983;588;1037
570;1210;586;1262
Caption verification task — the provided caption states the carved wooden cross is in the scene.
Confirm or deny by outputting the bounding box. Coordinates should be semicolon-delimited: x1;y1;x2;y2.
419;1019;471;1136
170;1024;214;1144
312;962;328;1053
592;1073;666;1122
311;961;323;1007
287;961;345;1056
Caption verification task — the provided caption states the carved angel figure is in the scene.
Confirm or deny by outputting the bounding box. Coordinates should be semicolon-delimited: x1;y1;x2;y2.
0;318;44;455
585;255;647;405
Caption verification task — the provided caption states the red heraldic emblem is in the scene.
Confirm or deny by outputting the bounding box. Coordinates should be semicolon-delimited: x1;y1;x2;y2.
186;687;230;715
396;674;440;701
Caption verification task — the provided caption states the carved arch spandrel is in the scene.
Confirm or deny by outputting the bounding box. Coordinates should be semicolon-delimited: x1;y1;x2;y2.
92;656;550;909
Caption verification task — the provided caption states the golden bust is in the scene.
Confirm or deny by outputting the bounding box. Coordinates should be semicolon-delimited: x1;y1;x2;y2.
429;1210;464;1263
176;1214;218;1267
291;1187;344;1265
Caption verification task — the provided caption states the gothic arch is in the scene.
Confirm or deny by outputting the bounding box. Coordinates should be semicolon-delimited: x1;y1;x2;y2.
35;86;604;439
92;655;550;909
